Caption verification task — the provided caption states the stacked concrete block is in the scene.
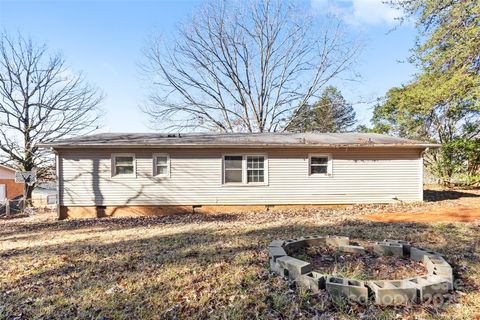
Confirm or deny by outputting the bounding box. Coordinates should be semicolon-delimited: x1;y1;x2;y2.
325;236;350;248
276;256;312;280
269;246;288;274
406;275;450;301
267;237;454;306
326;277;368;303
268;240;285;248
338;245;366;254
297;271;327;293
410;247;442;262
283;238;307;253
373;241;404;257
368;280;417;305
303;235;328;247
384;239;411;255
424;255;454;288
424;255;452;274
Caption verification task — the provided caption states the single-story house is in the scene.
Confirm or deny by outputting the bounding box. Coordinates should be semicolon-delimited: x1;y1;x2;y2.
39;132;439;220
0;164;24;201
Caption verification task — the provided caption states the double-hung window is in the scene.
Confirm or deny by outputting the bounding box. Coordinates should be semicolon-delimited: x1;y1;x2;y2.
309;154;332;176
112;154;135;176
223;155;267;185
246;155;265;183
153;154;170;177
224;155;243;183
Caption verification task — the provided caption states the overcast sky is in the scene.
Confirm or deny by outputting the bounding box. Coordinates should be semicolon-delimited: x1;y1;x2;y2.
0;0;418;132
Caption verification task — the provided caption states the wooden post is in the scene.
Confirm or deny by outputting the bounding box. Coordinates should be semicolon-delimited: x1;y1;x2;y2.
23;182;27;209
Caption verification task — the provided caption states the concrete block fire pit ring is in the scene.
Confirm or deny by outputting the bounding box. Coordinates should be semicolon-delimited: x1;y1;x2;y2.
268;236;454;306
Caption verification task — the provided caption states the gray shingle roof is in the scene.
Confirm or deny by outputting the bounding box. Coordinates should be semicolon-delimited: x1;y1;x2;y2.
39;132;439;149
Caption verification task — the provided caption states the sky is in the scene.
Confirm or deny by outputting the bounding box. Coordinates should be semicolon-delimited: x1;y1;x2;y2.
0;0;419;132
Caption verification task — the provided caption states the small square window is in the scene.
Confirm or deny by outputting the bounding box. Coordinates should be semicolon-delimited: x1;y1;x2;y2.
112;154;135;176
247;156;265;183
309;154;332;176
154;154;170;177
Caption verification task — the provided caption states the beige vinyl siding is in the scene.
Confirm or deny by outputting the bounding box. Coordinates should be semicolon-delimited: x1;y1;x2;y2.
57;147;423;206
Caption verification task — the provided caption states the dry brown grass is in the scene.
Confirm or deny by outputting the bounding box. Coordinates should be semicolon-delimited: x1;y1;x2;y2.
1;189;479;319
293;244;427;281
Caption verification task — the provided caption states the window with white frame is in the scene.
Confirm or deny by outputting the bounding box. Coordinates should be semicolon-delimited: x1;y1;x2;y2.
223;155;267;185
309;154;332;176
224;155;243;183
247;155;265;183
112;154;135;176
153;154;170;177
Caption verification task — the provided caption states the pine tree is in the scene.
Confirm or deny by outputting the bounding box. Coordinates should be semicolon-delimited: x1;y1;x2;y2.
287;86;356;133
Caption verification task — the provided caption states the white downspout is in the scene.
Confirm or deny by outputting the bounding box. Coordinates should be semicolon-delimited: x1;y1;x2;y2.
54;149;61;220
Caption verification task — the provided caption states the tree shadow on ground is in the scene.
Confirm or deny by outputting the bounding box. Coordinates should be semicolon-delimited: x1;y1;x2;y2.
1;218;478;319
0;212;239;239
424;189;480;202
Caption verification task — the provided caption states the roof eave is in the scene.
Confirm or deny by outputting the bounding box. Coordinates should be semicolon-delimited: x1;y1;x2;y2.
38;143;441;149
0;164;16;172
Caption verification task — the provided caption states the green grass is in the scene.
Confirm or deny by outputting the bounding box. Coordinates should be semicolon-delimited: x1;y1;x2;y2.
331;261;369;281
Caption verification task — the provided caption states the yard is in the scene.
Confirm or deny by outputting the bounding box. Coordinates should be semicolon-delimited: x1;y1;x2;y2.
1;188;479;319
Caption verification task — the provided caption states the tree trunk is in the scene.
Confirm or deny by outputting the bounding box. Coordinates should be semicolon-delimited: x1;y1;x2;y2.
24;183;34;208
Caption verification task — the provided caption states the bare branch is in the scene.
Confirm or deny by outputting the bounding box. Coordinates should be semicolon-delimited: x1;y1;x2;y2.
142;0;360;132
0;32;103;204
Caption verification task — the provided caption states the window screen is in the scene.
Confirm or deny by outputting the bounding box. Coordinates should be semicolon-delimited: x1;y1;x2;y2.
310;156;329;175
155;155;169;176
224;155;243;183
114;156;134;175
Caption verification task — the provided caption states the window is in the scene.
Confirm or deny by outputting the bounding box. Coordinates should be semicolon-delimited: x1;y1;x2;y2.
153;154;170;177
112;154;135;176
47;195;57;205
309;154;332;176
224;155;243;183
223;154;267;185
247;156;264;183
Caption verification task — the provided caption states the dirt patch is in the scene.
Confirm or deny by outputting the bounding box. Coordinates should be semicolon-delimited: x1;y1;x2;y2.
293;244;426;280
363;206;480;223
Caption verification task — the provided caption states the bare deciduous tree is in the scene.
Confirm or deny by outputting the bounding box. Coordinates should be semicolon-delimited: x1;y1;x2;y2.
143;0;360;132
0;33;103;205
